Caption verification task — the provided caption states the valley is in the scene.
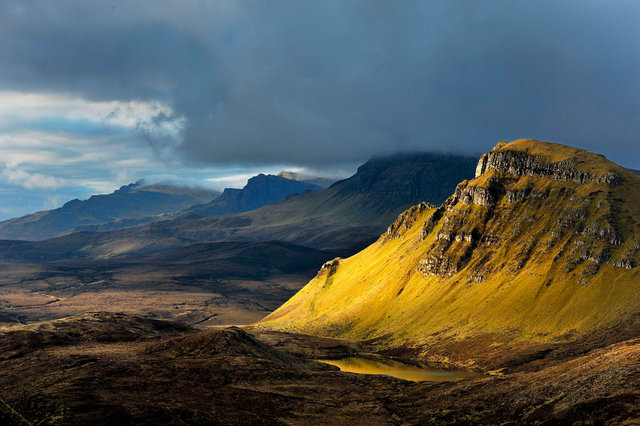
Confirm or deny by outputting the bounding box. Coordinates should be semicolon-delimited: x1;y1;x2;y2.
0;241;335;326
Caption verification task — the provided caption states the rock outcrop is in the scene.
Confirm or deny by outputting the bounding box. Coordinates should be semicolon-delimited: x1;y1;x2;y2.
381;202;435;242
475;141;622;186
417;146;633;280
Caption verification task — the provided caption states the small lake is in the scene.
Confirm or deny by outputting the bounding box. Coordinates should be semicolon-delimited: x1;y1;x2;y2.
317;357;480;382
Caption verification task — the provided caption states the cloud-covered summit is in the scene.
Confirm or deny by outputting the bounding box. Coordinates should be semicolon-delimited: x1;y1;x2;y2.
1;0;638;168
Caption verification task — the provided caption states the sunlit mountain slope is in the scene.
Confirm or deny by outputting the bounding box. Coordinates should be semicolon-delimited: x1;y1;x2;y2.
261;140;640;351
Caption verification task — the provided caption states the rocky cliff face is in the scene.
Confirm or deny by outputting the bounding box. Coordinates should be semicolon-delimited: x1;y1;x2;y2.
260;139;640;348
381;202;435;242
475;141;622;185
413;140;634;284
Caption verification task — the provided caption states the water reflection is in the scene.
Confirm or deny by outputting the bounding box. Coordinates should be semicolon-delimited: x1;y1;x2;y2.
317;357;480;382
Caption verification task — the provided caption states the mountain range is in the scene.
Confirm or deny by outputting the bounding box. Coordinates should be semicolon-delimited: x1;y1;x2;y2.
0;151;477;328
0;173;336;241
0;181;219;241
0;153;478;260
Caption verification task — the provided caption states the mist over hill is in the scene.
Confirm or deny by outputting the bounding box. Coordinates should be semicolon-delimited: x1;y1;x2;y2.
277;171;337;188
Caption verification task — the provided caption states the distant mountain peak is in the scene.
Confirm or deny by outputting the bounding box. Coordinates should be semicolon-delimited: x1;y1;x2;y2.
187;173;323;217
62;198;82;208
113;182;141;193
247;173;282;183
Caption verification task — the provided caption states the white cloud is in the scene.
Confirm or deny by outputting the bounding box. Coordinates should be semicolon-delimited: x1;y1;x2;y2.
0;92;188;191
206;173;256;189
0;91;183;133
0;90;311;218
43;194;68;210
0;164;67;190
81;180;124;195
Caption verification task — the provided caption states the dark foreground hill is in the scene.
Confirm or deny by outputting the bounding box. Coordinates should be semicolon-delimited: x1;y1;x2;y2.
1;312;639;424
0;152;478;261
0;182;219;241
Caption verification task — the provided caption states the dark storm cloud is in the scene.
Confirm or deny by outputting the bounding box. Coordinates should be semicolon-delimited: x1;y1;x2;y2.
0;0;639;167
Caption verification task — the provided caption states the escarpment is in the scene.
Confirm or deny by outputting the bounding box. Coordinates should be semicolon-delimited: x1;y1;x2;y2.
409;140;637;284
260;139;640;351
475;141;622;185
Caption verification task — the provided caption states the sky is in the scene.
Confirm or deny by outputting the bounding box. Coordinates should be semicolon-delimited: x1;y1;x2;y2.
0;1;639;220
